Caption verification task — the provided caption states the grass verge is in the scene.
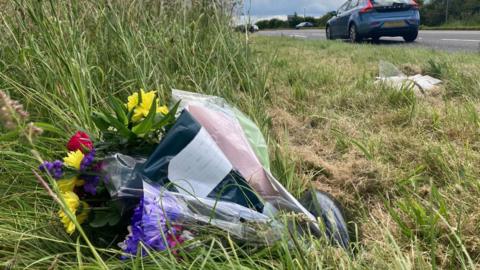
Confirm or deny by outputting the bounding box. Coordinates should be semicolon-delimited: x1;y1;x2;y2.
421;25;480;31
1;0;480;269
254;36;480;269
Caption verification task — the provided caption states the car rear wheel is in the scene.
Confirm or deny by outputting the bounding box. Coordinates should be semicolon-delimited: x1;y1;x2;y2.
349;24;361;43
403;31;418;43
326;26;333;40
300;189;350;249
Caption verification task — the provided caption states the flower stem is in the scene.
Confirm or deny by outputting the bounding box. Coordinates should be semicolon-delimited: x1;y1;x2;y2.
33;169;108;269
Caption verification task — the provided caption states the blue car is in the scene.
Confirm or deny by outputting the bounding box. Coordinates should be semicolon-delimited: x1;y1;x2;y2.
296;22;315;29
326;0;420;43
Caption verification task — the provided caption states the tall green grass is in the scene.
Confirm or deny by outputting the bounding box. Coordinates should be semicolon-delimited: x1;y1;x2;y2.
0;0;276;268
0;0;268;131
2;0;480;269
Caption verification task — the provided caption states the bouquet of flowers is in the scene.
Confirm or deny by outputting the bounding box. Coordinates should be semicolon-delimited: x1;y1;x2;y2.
38;89;185;255
36;89;350;258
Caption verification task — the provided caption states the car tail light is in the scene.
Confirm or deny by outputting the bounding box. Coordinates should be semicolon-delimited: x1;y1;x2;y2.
410;0;419;9
360;0;374;13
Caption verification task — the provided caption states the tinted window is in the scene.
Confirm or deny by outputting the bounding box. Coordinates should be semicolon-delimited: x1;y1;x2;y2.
372;0;411;5
348;0;360;9
338;0;351;12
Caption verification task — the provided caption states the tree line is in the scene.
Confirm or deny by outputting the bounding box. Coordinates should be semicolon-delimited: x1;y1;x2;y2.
255;1;480;29
255;12;335;29
419;0;480;26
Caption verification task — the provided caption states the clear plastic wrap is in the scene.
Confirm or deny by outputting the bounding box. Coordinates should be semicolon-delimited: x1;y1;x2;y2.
172;89;271;172
103;154;283;246
102;153;146;198
104;89;350;252
142;181;283;244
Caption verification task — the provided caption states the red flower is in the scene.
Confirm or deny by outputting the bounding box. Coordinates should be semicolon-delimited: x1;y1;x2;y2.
67;131;93;153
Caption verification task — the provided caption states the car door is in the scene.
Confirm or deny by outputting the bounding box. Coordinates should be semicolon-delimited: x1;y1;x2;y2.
330;0;350;37
336;0;358;37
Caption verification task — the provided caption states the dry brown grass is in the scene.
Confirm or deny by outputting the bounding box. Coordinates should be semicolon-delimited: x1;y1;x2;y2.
257;36;480;268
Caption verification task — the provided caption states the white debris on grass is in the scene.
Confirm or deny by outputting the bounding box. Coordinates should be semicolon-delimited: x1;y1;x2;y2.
375;61;443;96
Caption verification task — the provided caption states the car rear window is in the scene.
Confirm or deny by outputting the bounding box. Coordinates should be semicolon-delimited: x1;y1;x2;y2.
372;0;411;5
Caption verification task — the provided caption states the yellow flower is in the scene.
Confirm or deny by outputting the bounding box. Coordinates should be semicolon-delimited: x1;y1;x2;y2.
57;177;85;193
58;192;90;234
132;90;156;122
58;191;80;234
126;89;169;122
158;105;169;115
126;91;139;112
76;201;90;225
63;150;84;170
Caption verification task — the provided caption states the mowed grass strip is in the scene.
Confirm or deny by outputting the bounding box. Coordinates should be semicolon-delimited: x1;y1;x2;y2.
255;36;480;269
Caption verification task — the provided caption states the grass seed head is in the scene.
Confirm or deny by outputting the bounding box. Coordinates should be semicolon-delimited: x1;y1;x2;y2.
0;90;29;130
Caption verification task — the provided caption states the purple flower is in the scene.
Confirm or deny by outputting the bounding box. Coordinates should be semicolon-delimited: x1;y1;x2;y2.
119;199;144;256
80;149;96;171
39;160;64;179
81;175;100;195
142;198;168;251
79;154;102;195
39;162;53;171
80;165;101;195
53;160;63;168
119;186;184;258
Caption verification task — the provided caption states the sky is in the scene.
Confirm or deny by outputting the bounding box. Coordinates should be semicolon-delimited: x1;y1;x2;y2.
243;0;345;19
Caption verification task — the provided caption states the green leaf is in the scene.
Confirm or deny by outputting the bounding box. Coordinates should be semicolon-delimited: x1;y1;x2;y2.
76;237;83;268
89;201;121;228
110;95;128;125
132;97;157;136
108;212;121;226
137;89;143;105
350;138;373;160
89;209;121;228
92;112;110;131
102;110;135;138
152;101;180;130
126;108;134;124
33;122;65;135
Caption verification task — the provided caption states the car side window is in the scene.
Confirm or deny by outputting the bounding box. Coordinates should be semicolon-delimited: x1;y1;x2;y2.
338;0;351;13
348;0;360;10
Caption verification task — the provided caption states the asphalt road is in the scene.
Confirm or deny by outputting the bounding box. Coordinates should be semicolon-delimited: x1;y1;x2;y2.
257;29;480;53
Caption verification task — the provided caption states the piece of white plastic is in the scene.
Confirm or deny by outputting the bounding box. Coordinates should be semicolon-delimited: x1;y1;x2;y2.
376;61;442;95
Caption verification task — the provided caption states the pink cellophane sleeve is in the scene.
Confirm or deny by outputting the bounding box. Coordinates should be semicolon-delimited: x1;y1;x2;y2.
187;105;278;197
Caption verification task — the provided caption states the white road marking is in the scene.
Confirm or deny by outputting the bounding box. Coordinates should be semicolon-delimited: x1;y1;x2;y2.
257;30;480;52
441;38;480;42
289;34;307;39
